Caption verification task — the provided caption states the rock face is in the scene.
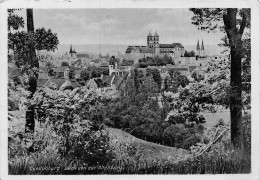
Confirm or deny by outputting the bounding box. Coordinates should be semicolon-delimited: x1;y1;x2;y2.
107;127;191;162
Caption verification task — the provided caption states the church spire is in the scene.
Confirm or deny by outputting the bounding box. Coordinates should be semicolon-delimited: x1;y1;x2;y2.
196;39;200;51
201;39;204;50
70;44;73;53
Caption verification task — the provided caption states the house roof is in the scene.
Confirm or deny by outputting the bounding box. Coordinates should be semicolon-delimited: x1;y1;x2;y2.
100;62;109;67
159;43;184;48
94;78;105;88
101;75;114;85
161;67;189;73
139;47;154;53
77;53;89;58
70;79;82;88
125;46;134;53
114;72;129;88
126;46;154;54
44;78;66;89
121;60;134;66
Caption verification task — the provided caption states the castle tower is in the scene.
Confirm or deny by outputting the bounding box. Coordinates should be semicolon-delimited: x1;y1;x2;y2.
196;40;200;57
154;31;159;54
201;39;205;57
147;31;153;49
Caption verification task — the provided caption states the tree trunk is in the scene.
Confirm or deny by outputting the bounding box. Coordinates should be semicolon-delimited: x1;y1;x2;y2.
25;9;38;133
230;46;243;148
223;8;245;148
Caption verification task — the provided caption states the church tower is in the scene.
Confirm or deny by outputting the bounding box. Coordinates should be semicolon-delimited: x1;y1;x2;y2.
147;31;153;49
154;31;159;54
196;40;200;57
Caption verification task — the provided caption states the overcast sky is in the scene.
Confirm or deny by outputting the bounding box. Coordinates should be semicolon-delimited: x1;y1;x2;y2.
16;9;225;46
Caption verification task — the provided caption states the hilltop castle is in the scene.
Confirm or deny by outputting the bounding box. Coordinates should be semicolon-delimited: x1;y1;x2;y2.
125;31;185;63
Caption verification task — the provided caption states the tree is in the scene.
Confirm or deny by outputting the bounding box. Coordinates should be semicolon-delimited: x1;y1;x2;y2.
184;50;196;57
25;9;38;133
61;61;69;67
8;9;59;133
168;69;189;88
80;69;91;82
69;69;75;79
45;61;54;76
190;8;250;147
146;68;162;90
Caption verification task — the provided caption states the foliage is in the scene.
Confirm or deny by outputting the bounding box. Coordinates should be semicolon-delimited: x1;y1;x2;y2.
167;85;212;125
80;66;109;81
189;8;251;147
61;61;69;67
146;68;162;89
184;50;196;57
34;27;59;51
69;69;75;79
163;70;189;92
8;9;24;31
138;55;174;68
80;69;91;82
8;29;59;65
9;140;251;174
191;71;204;82
163;124;202;149
29;87;115;165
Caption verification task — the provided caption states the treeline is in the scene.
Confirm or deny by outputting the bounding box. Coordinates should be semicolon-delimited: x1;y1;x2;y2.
138;55;175;68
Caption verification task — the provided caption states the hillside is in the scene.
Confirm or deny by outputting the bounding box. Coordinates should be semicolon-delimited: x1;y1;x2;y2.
107;127;191;162
8;111;191;162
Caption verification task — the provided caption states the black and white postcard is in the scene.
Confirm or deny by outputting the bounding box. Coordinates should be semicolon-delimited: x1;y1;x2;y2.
0;0;259;179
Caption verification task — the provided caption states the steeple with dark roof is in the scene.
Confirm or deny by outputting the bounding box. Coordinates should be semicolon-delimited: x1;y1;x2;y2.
201;39;204;50
70;44;73;53
196;40;200;51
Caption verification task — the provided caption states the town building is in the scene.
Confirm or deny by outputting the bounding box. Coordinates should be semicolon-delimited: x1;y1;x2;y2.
69;44;77;58
85;56;131;98
125;31;185;63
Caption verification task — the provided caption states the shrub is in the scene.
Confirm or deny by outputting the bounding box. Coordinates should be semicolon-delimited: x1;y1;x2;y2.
31;87;115;165
163;124;202;149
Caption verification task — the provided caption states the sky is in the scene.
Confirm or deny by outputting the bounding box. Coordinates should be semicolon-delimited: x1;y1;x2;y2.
15;9;225;46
